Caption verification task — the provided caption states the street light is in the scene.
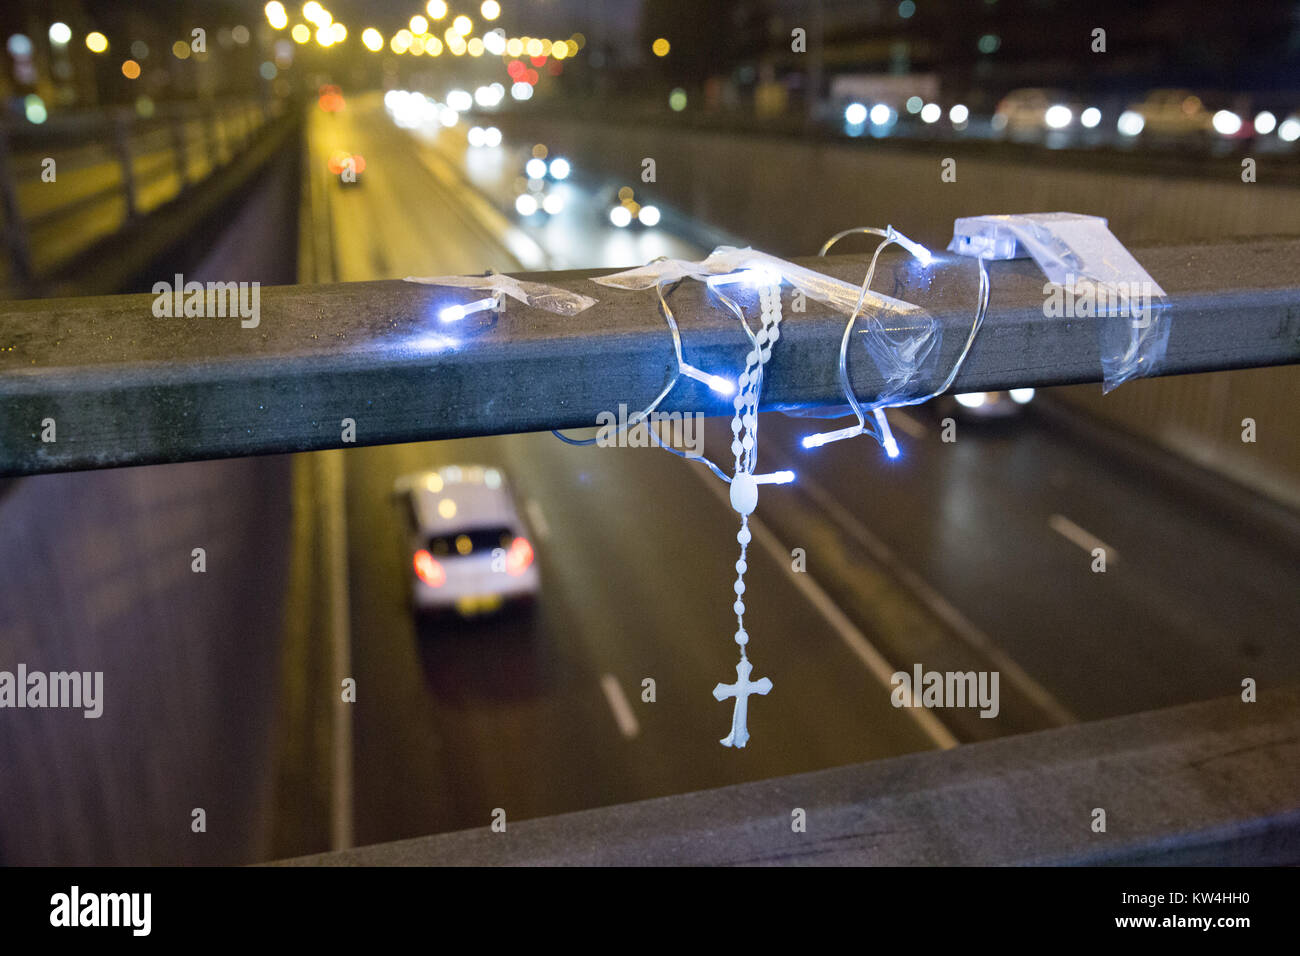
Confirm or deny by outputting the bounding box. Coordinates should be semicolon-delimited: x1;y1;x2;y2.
265;2;288;29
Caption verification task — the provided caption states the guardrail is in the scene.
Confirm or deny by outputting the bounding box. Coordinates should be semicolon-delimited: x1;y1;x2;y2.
1;235;1298;477
0;96;281;293
278;686;1300;865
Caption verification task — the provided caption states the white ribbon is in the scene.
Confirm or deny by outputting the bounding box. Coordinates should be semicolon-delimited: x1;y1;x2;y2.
593;245;926;319
404;273;598;316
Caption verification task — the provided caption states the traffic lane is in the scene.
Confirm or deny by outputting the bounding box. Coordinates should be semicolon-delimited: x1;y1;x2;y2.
506;432;945;782
0;455;291;864
696;412;1068;741
344;429;941;847
344;434;630;846
322;94;936;846
379;92;707;270
753;403;1300;720
310;102;524;281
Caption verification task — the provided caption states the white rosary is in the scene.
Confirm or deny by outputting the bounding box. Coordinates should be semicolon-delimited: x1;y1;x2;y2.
710;276;789;748
584;243;958;749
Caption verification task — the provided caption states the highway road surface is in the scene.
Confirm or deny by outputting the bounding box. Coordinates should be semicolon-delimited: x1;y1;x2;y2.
0;92;1294;864
300;93;1300;851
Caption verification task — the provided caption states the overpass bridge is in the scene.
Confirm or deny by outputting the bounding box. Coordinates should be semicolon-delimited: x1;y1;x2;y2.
1;96;1298;866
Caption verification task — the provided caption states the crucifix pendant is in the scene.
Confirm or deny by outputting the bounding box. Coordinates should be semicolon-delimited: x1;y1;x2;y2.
712;279;782;749
713;655;772;748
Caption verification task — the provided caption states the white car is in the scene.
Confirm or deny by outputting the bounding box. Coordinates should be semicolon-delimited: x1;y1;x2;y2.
1125;89;1212;138
395;465;539;618
993;89;1080;138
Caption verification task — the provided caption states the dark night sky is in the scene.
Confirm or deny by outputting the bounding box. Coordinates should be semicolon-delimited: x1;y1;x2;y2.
4;0;1298;98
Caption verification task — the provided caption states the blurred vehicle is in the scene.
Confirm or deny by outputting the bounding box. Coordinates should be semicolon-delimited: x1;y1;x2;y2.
605;185;660;228
395;465;538;618
993;89;1081;138
523;153;570;181
326;150;365;186
318;84;345;113
515;149;572;217
942;389;1036;421
1125;89;1211;138
466;125;503;149
514;189;564;216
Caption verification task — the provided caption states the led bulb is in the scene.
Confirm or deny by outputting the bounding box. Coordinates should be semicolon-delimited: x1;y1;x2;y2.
707;267;783;290
681;364;735;396
802;424;864;448
873;408;900;459
440;295;496;322
889;230;934;267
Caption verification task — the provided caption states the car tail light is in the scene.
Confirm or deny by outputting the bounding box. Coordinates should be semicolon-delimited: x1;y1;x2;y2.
505;536;534;576
414;549;445;587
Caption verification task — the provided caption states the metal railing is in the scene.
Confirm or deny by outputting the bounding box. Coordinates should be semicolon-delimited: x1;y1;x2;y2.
0;97;282;292
277;686;1300;865
1;235;1298;477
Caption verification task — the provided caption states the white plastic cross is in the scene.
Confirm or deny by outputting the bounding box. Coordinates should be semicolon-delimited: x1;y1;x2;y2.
712;656;772;749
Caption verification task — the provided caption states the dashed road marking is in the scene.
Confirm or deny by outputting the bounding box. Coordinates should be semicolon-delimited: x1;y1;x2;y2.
600;674;640;739
1049;514;1119;562
692;469;960;750
525;498;550;540
770;464;1077;728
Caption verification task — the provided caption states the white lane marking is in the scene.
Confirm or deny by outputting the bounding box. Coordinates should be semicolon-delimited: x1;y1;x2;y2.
694;471;959;750
600;674;641;739
775;465;1078;728
525;498;550;541
887;408;927;439
321;450;354;851
1049;514;1119;563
